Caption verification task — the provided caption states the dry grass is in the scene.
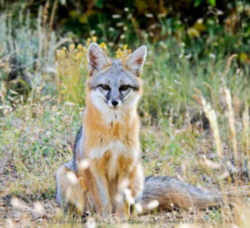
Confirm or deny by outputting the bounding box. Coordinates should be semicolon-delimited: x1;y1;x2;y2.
0;82;249;227
0;22;249;228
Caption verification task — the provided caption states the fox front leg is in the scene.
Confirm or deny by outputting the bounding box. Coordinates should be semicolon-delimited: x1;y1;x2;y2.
89;166;112;215
129;163;144;200
114;164;144;217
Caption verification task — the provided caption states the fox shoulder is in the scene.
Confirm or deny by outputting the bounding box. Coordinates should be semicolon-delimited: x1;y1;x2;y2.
73;126;85;171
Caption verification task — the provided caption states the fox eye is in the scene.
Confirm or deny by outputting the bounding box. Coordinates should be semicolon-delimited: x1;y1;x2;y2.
99;84;110;91
119;85;130;92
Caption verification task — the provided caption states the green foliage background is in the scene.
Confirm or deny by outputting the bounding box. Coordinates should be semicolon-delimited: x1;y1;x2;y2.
0;1;249;226
1;0;249;56
0;0;249;119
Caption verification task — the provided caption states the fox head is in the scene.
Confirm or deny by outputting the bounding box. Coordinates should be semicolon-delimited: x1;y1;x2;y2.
86;43;147;118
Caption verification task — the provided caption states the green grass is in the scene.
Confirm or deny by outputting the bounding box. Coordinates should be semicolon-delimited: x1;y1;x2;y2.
0;11;249;228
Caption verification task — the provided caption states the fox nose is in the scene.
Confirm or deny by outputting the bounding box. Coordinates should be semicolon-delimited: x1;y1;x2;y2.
111;100;119;107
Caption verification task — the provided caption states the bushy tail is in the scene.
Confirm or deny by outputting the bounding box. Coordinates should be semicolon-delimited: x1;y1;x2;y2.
140;176;222;211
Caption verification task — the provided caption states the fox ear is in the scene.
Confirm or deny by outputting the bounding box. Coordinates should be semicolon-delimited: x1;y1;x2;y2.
87;43;110;76
125;45;147;77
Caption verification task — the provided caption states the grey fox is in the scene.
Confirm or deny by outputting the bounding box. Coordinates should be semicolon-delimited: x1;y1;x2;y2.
56;43;221;216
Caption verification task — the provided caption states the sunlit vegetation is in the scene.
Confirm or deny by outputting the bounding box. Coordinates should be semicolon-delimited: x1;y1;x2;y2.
0;1;249;227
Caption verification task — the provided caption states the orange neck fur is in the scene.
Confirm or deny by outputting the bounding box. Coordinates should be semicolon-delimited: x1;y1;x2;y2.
83;92;140;154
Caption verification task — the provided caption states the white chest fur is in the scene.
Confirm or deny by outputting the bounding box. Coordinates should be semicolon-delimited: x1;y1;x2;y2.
89;140;138;179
